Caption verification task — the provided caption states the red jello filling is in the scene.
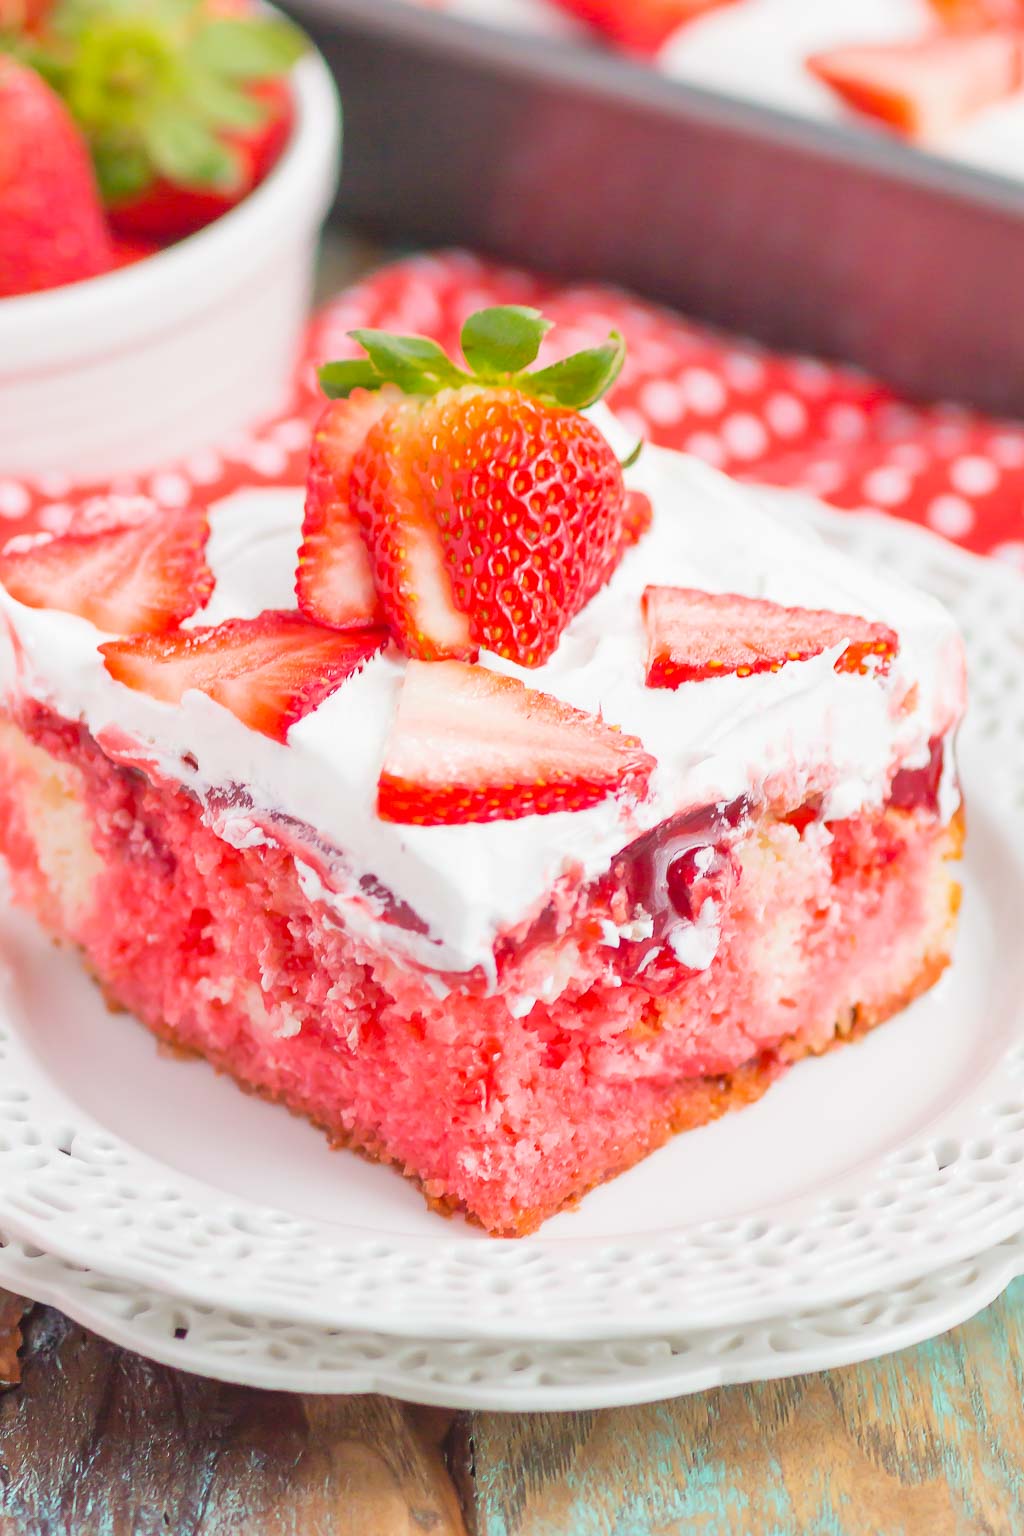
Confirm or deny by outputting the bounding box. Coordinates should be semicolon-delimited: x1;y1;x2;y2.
889;736;944;814
598;797;749;991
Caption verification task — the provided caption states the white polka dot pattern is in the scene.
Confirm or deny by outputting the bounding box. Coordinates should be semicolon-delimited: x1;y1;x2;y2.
0;252;1019;578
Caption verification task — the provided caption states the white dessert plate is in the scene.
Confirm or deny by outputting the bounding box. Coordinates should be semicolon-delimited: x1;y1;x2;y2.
2;1226;1022;1410
0;507;1021;1342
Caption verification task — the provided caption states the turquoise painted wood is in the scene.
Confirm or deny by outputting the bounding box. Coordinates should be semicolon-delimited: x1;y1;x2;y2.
470;1277;1024;1536
1;1282;1023;1532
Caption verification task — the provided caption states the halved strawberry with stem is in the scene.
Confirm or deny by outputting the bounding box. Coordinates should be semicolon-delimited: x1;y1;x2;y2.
807;30;1024;140
296;387;398;629
378;659;656;825
0;506;213;634
642;587;898;687
311;305;643;668
101;610;386;742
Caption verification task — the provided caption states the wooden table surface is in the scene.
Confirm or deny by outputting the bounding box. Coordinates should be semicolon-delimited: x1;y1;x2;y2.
2;1280;1023;1534
2;237;1022;1534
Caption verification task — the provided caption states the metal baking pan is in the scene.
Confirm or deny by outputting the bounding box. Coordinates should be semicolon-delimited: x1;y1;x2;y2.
286;0;1024;416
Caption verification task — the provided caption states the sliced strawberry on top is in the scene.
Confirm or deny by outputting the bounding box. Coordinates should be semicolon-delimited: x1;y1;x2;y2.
642;587;899;687
378;659;656;825
351;397;476;662
807;31;1024;140
296;387;398;630
101;610;386;742
0;506;213;635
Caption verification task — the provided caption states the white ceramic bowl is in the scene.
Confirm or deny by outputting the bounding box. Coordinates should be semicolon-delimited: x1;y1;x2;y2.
0;47;340;482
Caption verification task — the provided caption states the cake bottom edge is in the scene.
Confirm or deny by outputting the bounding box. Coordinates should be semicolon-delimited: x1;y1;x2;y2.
117;929;955;1238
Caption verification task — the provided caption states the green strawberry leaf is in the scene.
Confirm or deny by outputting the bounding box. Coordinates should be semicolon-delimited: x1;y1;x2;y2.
318;358;384;399
92;132;152;200
319;312;629;412
186;69;266;131
347;329;467;395
524;332;626;410
460;306;552;378
142;108;241;191
189;16;306;80
621;438;644;469
67;20;182;132
32;0;305;206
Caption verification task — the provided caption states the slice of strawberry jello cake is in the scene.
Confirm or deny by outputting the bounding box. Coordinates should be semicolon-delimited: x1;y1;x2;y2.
0;308;966;1236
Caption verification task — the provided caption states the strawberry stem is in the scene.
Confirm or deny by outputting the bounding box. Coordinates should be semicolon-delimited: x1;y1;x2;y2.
318;306;627;412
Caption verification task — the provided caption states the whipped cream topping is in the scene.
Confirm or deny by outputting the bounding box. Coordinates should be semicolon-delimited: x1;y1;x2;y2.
0;421;966;978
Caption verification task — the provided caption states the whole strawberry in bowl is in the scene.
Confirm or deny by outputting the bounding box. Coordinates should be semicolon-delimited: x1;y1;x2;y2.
0;0;338;480
26;0;306;241
0;56;114;297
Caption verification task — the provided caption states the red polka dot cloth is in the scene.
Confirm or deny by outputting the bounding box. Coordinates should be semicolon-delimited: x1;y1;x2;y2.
3;250;1023;573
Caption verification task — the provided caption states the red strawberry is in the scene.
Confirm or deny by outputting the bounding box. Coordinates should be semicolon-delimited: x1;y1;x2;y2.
378;659;655;825
0;507;213;634
316;306;640;667
552;0;738;53
807;31;1024;139
107;79;295;242
642;587;899;686
354;388;635;667
621;489;654;547
0;58;113;297
29;0;305;242
296;388;399;630
589;488;653;597
110;235;161;269
101;611;386;742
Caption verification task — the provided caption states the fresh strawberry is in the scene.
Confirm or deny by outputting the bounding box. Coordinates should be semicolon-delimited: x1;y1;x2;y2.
588;487;652;598
109;234;161;269
378;659;655;825
551;0;738;53
0;506;213;634
642;587;899;687
807;30;1024;139
621;489;654;547
316;305;641;667
0;57;113;296
296;388;399;630
101;611;386;742
27;0;305;240
106;79;295;241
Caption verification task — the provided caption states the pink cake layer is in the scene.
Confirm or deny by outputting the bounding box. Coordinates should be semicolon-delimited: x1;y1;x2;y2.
0;702;961;1236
